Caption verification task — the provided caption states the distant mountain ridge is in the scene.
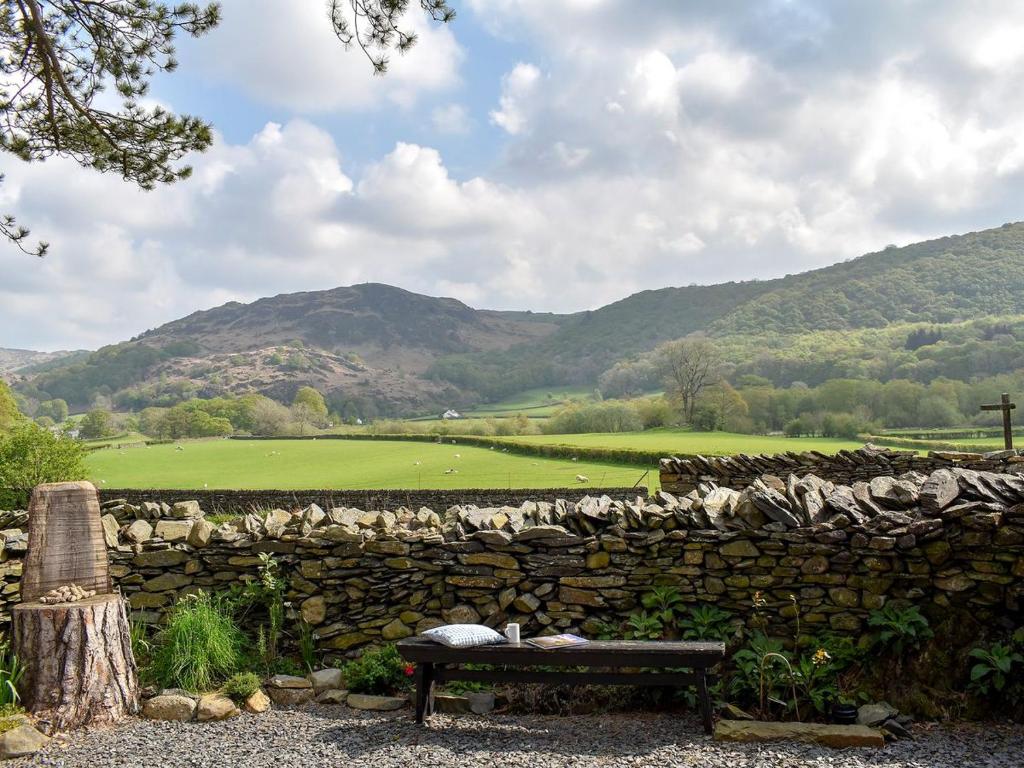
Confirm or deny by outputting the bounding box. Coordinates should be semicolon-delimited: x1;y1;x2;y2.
0;348;82;377
16;221;1024;415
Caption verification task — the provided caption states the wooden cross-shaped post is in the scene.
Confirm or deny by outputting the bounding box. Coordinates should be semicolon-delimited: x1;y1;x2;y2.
980;392;1016;450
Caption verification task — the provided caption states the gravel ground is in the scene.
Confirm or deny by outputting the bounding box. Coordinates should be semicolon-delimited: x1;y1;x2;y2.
13;706;1024;768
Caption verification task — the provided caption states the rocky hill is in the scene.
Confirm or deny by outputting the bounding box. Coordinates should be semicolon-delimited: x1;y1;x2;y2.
17;222;1024;414
0;348;82;378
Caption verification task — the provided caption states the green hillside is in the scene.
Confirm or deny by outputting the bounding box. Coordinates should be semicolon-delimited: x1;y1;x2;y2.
19;221;1024;416
713;223;1024;334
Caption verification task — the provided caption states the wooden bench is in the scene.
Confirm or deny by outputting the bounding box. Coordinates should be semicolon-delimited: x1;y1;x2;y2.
396;637;726;733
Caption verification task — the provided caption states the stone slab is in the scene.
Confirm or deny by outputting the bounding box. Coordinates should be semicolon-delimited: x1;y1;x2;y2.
714;719;885;749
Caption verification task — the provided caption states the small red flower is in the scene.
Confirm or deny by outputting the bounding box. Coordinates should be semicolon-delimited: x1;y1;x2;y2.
404;664;415;677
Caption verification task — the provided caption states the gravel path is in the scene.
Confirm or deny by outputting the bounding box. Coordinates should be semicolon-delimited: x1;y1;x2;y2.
14;707;1024;768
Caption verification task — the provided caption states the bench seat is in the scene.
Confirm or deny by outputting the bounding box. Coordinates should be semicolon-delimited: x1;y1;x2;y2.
397;637;725;733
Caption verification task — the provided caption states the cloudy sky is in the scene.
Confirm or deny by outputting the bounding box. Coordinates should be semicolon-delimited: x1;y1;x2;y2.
5;0;1024;351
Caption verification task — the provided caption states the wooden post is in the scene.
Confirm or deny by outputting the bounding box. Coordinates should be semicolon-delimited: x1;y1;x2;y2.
980;393;1016;450
13;482;138;731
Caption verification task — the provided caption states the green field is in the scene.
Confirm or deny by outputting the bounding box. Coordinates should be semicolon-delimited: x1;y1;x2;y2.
496;429;866;456
458;386;598;418
85;439;651;490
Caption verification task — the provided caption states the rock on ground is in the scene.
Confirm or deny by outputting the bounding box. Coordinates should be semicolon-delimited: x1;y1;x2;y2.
0;725;49;759
142;694;197;722
11;709;1024;768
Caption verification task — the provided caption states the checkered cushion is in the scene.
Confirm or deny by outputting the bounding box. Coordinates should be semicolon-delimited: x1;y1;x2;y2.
421;624;507;648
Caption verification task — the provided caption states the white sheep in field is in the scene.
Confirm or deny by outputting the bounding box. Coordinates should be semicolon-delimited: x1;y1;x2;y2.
576;474;589;483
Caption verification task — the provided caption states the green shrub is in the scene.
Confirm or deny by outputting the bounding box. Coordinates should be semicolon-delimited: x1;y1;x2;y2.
641;586;684;628
679;604;735;642
150;592;246;692
0;423;87;491
868;604;932;657
342;645;411;695
624;611;663;640
222;671;262;702
968;629;1024;702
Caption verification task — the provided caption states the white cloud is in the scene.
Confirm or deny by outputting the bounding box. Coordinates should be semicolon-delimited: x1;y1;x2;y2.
490;63;541;134
195;0;463;111
431;103;472;134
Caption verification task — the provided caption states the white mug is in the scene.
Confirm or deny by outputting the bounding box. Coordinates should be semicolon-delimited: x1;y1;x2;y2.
504;622;521;644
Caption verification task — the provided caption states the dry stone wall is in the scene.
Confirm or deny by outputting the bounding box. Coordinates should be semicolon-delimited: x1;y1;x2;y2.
94;488;642;515
0;467;1022;650
660;445;1024;494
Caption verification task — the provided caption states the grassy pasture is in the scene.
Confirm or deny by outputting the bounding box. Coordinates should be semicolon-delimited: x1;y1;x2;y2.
457;386;597;418
494;428;866;456
85;438;652;490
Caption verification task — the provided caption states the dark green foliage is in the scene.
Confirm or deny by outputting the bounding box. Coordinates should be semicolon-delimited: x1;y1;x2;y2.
679;605;735;643
150;592;246;692
342;645;411;695
968;628;1024;702
868;604;933;657
729;632;786;704
640;586;685;627
222;671;262;703
624;611;664;640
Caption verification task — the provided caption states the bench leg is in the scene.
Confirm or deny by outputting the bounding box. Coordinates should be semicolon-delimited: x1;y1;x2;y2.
696;670;713;735
414;662;434;724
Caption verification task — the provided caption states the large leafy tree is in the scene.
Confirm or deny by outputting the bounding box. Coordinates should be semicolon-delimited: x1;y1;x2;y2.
1;0;455;255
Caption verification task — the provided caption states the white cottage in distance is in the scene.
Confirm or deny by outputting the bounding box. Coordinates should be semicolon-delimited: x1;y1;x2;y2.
441;409;461;420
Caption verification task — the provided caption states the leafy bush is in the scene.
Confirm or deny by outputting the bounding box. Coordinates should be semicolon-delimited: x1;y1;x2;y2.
342;645;412;695
729;632;786;706
543;400;643;434
868;604;933;657
150;592;246;692
222;671;262;702
0;423;86;491
679;605;735;642
625;611;663;640
969;629;1024;702
641;586;684;628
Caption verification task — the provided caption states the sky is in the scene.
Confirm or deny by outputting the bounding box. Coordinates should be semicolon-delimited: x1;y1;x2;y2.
5;0;1024;351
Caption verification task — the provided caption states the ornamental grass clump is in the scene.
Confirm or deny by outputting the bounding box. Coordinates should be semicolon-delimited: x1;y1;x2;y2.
150;592;246;692
222;671;262;703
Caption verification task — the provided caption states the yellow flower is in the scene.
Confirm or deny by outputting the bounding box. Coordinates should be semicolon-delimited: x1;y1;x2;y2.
812;648;832;666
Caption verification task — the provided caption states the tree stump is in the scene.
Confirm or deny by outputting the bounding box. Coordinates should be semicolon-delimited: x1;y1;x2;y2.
12;594;139;730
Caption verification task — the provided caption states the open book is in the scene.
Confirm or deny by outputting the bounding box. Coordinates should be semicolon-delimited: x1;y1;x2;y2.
525;633;589;650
